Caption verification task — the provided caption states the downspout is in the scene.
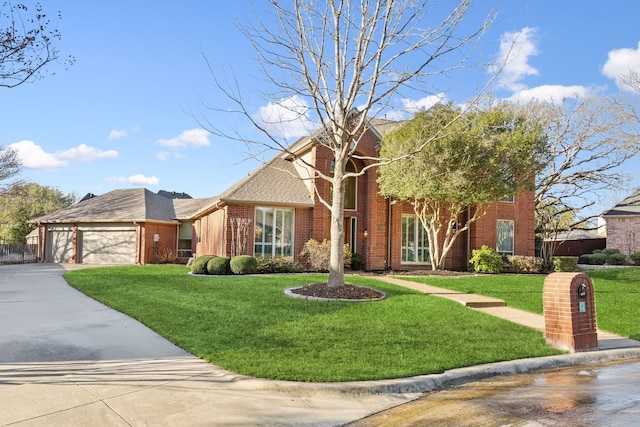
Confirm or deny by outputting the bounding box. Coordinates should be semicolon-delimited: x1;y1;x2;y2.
466;207;471;267
387;198;392;271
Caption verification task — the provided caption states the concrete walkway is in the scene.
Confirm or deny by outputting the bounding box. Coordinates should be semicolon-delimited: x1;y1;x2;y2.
378;275;640;350
1;265;639;426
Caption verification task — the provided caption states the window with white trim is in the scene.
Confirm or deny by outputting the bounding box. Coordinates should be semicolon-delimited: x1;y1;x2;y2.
497;220;514;256
401;215;430;264
254;207;294;258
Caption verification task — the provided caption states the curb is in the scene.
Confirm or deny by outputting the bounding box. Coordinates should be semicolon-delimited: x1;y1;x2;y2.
246;347;640;397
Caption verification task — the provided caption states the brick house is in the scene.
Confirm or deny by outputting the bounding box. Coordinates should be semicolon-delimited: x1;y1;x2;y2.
602;188;640;257
190;118;536;271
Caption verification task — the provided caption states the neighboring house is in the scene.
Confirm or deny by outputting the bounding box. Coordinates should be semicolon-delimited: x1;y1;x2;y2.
32;119;536;269
31;189;212;264
602;188;640;256
188;118;536;271
545;230;606;257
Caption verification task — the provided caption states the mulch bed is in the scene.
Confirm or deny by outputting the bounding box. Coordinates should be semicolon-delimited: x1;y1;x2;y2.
291;282;384;300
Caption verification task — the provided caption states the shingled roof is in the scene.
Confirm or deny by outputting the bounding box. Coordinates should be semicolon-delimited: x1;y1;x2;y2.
31;188;209;224
602;188;640;217
214;157;314;207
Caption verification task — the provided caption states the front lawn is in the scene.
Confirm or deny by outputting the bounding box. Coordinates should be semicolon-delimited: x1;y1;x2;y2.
64;265;562;382
402;268;640;340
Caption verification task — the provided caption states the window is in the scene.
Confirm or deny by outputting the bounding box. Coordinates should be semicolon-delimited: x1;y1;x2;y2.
497;220;514;256
345;217;356;251
254;207;294;258
330;159;357;210
401;215;430;264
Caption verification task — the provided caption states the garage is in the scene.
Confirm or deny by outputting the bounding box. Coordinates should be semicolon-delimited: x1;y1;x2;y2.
46;227;74;263
78;226;136;264
45;225;137;264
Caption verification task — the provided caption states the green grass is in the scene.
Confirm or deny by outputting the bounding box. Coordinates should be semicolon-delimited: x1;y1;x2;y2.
64;265;562;382
402;268;640;340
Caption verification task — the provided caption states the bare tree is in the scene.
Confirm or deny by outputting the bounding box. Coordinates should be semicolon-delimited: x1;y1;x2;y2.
509;97;640;268
0;1;72;88
204;0;493;287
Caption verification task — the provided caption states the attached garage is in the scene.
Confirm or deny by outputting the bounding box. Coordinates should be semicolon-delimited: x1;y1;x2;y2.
32;188;207;265
78;226;136;264
45;225;137;264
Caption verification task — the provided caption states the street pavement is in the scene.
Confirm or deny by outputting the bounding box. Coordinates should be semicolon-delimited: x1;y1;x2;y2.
1;263;639;426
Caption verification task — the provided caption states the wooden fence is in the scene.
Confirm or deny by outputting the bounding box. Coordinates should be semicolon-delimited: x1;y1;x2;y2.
0;244;38;264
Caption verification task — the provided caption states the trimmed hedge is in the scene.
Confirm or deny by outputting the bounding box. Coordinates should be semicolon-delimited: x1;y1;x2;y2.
507;255;543;273
207;256;231;275
191;255;217;274
608;253;626;265
230;255;258;275
552;256;578;272
256;257;305;273
630;252;640;265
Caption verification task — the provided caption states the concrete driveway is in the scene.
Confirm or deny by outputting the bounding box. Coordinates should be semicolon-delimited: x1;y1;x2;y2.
0;263;414;426
2;263;639;426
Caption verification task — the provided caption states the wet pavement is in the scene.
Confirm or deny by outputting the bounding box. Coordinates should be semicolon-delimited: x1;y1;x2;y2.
348;358;640;426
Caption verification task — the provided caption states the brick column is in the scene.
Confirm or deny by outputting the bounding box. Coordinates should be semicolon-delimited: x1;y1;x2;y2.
543;272;598;352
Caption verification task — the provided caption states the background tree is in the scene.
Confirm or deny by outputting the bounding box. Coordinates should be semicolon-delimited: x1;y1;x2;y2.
205;0;494;286
508;97;640;268
0;1;72;88
378;102;547;269
0;182;76;243
0;145;20;194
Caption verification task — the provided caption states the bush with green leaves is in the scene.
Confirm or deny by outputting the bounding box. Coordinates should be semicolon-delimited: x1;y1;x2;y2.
256;257;305;273
607;252;626;265
207;256;231;275
191;255;217;275
469;245;503;274
506;255;543;273
230;255;258;275
299;239;352;272
630;252;640;265
587;253;608;265
551;256;578;272
601;248;621;255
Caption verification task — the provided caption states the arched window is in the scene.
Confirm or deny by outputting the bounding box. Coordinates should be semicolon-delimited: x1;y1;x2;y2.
330;159;357;210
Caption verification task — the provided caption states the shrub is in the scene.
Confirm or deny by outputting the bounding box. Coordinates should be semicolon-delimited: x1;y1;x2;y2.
256;257;305;273
469;245;503;274
506;255;543;273
578;254;591;264
191;255;217;274
551;256;578;272
230;255;258;275
602;248;621;255
607;252;627;265
155;244;176;264
299;239;352;272
207;256;231;275
630;252;640;265
587;253;608;265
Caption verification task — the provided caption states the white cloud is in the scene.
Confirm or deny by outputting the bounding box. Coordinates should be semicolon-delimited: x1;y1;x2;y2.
157;151;170;161
108;129;127;140
402;93;446;113
56;144;118;163
254;95;314;139
108;174;159;186
602;41;640;91
9;140;67;170
492;27;540;91
8;140;119;171
156;128;210;148
506;85;590;104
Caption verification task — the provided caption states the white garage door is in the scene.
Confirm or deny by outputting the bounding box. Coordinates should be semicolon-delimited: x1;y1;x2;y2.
46;229;74;263
79;228;136;264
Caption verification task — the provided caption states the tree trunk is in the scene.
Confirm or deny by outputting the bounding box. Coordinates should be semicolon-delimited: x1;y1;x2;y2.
328;165;346;287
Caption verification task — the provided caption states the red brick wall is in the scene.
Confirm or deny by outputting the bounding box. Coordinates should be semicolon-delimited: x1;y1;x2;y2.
605;216;640;256
140;222;178;264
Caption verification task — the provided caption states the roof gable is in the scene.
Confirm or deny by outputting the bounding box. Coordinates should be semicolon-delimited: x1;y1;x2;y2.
603;188;640;217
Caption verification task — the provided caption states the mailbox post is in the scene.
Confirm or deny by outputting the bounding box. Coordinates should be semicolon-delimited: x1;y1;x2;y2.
543;272;598;352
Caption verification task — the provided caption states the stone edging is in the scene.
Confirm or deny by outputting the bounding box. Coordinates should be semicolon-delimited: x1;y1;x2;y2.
284;285;386;302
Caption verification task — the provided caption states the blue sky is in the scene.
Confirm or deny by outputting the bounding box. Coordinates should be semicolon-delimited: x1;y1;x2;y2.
3;1;640;213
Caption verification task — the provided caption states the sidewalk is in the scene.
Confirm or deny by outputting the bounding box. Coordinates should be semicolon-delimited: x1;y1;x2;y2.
377;275;640;350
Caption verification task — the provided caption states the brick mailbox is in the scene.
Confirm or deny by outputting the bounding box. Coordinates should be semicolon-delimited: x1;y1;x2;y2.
543;272;598;352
